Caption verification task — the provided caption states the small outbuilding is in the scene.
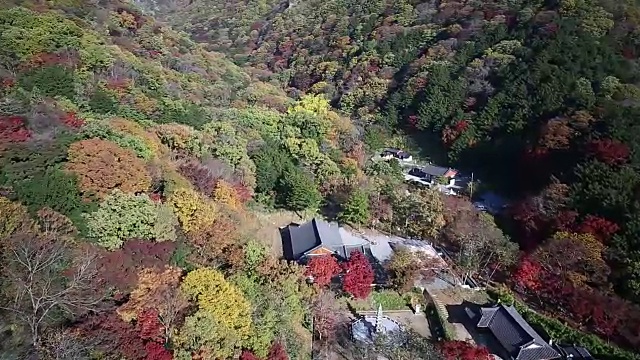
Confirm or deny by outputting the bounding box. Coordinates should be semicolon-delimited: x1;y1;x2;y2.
380;148;413;161
470;303;561;360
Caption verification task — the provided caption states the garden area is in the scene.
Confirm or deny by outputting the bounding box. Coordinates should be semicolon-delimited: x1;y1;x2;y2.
339;289;425;312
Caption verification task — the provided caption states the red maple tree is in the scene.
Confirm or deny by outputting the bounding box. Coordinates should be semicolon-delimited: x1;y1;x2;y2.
145;342;172;360
510;200;547;249
233;182;253;203
61;112;85;128
0;77;15;89
0;115;31;143
439;340;492;360
551;210;578;233
137;309;164;343
342;250;374;299
305;255;341;287
513;257;543;291
576;215;619;242
588;139;630;165
240;350;262;360
74;312;146;359
266;342;289;360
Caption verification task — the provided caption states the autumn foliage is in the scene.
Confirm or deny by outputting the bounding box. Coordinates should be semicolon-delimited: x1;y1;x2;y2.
65;138;151;198
576;215;619;242
213;180;241;209
305;255;341;287
168;187;217;234
117;266;184;322
342;250;374;299
439;340;492;360
0;115;31;145
588;139;630;165
513;257;543;291
266;342;289;360
96;240;176;293
60;112;85;128
240;350;262;360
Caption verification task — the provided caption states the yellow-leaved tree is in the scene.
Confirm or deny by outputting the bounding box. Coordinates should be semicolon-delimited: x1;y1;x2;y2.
0;196;30;240
212;180;241;210
176;268;253;359
168;187;216;233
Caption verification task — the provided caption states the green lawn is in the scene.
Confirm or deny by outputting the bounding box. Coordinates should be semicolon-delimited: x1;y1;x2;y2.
342;289;425;311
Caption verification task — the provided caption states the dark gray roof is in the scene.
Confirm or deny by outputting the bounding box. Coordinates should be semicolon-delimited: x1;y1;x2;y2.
382;148;411;159
421;164;451;177
281;218;345;260
557;345;594;360
282;221;318;260
477;305;560;360
313;219;343;247
332;244;372;260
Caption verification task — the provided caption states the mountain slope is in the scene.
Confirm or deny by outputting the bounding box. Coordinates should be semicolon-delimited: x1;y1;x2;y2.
136;0;640;354
0;1;359;358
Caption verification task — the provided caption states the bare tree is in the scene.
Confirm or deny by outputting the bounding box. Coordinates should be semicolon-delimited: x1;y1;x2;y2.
0;232;103;347
38;329;93;360
157;287;189;343
311;290;341;342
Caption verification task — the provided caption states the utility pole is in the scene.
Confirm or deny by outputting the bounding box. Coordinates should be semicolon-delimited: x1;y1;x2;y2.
469;172;474;198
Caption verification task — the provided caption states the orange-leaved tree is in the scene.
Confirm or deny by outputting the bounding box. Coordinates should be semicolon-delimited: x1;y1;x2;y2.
212;179;241;209
65;138;151;198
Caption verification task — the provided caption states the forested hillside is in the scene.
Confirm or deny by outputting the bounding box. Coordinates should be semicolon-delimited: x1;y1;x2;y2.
4;0;640;358
138;0;640;354
0;0;364;358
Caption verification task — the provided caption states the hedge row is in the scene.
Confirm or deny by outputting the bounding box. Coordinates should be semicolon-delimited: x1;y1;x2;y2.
488;288;640;360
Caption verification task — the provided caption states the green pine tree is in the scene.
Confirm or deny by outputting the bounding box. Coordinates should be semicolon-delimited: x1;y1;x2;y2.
278;166;321;211
338;189;370;226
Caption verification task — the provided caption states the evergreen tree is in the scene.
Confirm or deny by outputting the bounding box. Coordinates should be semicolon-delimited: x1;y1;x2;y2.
277;166;321;211
338;189;370;226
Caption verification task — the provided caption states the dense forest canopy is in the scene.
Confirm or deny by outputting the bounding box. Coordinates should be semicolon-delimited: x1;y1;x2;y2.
144;0;640;299
140;0;640;352
3;0;640;358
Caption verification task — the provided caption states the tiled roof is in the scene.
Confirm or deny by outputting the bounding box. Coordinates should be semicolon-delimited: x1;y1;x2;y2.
477;305;561;360
281;218;349;260
421;164;451;177
557;345;594;359
281;221;320;260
